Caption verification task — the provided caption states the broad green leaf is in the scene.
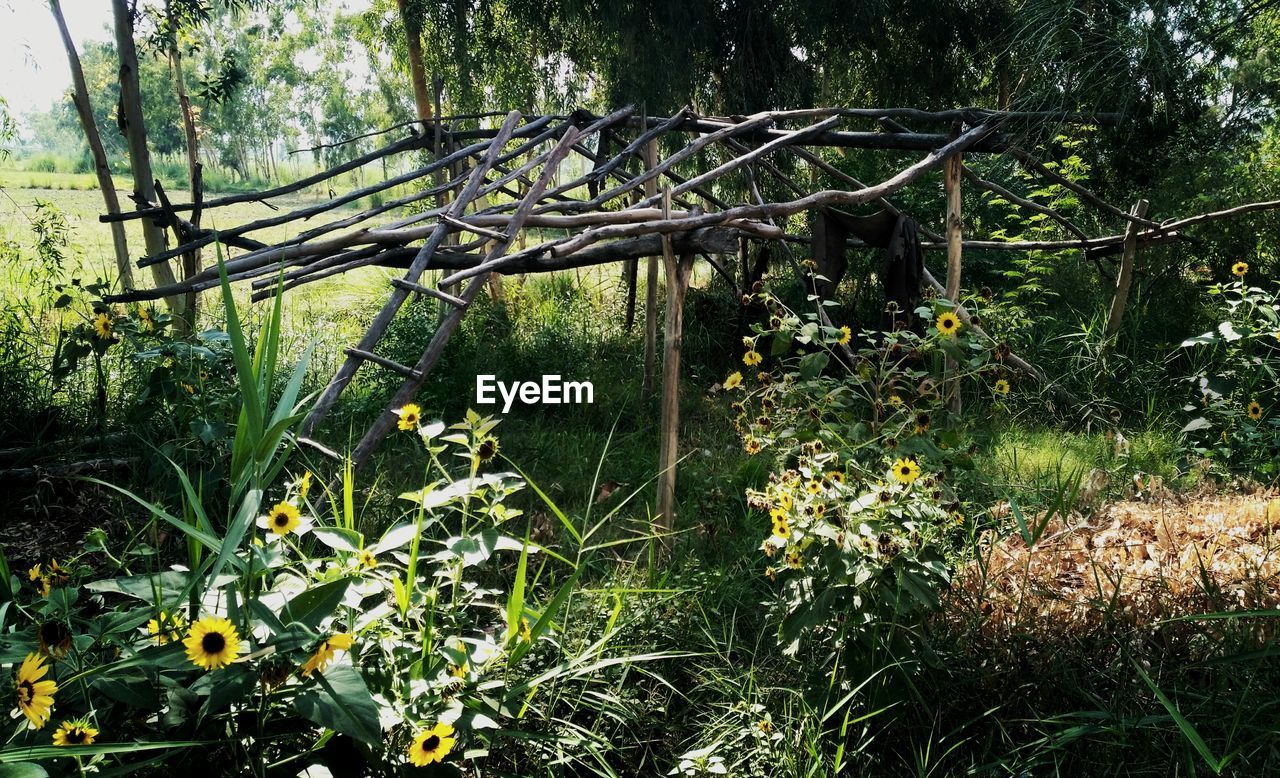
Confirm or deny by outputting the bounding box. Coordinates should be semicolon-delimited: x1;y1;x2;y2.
293;663;382;745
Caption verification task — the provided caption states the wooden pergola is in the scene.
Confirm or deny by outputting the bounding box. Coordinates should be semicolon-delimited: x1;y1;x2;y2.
101;105;1280;529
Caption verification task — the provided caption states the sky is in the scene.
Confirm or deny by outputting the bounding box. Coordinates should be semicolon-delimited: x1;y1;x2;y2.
0;2;117;117
0;0;374;122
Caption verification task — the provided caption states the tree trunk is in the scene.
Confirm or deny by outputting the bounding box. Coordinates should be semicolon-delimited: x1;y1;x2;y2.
49;0;134;290
396;0;434;126
111;0;184;316
165;0;202;324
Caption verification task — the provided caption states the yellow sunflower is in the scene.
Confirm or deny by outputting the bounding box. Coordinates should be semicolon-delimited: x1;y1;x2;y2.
296;470;313;501
785;548;803;569
475;436;500;463
771;516;791;539
52;720;98;746
357;549;377;570
994;379;1011;396
394;403;422;431
1232;261;1249;277
935;311;961;338
258;501;302;536
743;350;763;367
408;722;457;766
837;325;852;345
91;312;113;340
301;633;354;677
14;653;57;729
887;393;903;408
146;611;186;645
37;621;72;659
183;616;241;671
1248;400;1263;420
891;457;922;486
723;371;743;390
825;471;845;485
137;306;154;333
744;437;762;456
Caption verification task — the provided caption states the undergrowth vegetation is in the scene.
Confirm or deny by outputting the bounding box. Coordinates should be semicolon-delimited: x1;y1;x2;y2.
0;198;1276;776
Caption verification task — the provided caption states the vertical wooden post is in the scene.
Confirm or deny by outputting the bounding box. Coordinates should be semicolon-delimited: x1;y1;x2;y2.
944;124;963;414
642;140;660;393
623;259;638;331
655;194;696;548
1104;198;1151;339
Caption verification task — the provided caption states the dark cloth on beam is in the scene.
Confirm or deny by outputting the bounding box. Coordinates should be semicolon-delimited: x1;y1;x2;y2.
813;208;924;333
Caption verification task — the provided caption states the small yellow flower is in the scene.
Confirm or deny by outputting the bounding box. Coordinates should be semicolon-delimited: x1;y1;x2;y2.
806;479;821;495
785;547;803;569
771;517;791;539
357;549;377;570
15;653;58;729
744;437;762;455
137;306;154;333
743;350;763;367
935;311;961;338
52;720;98;746
259;501;301;536
183;616;241;671
1232;261;1249;277
994;379;1011;396
891;457;922;486
887;393;903;408
91;312;113;340
723;371;743;390
825;471;845;485
408;722;457;766
837;325;852;345
1247;400;1263;420
301;633;354;677
394;403;422;431
297;470;313;501
147;611;186;645
519;617;533;643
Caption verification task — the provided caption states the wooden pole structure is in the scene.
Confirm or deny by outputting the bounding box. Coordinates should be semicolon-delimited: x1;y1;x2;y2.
944;124;963;414
1104;198;1151;338
655;193;696;549
642;140;660;393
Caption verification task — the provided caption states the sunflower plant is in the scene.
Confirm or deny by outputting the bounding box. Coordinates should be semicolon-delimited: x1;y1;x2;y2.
1179;275;1280;476
726;292;1001;663
0;261;645;775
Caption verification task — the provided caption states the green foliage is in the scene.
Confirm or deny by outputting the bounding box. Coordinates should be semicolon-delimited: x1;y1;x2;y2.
1179;274;1280;476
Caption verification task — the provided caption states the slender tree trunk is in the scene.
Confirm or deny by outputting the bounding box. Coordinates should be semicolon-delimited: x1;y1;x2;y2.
49;0;134;290
112;0;184;316
396;0;434;126
165;0;201;324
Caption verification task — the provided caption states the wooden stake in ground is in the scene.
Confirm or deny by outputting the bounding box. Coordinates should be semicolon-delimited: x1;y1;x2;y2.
49;0;133;290
1104;198;1151;338
642;139;660;393
944;125;963;414
655;194;697;548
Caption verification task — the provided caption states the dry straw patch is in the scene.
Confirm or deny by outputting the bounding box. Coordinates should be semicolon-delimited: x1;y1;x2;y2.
944;494;1280;649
